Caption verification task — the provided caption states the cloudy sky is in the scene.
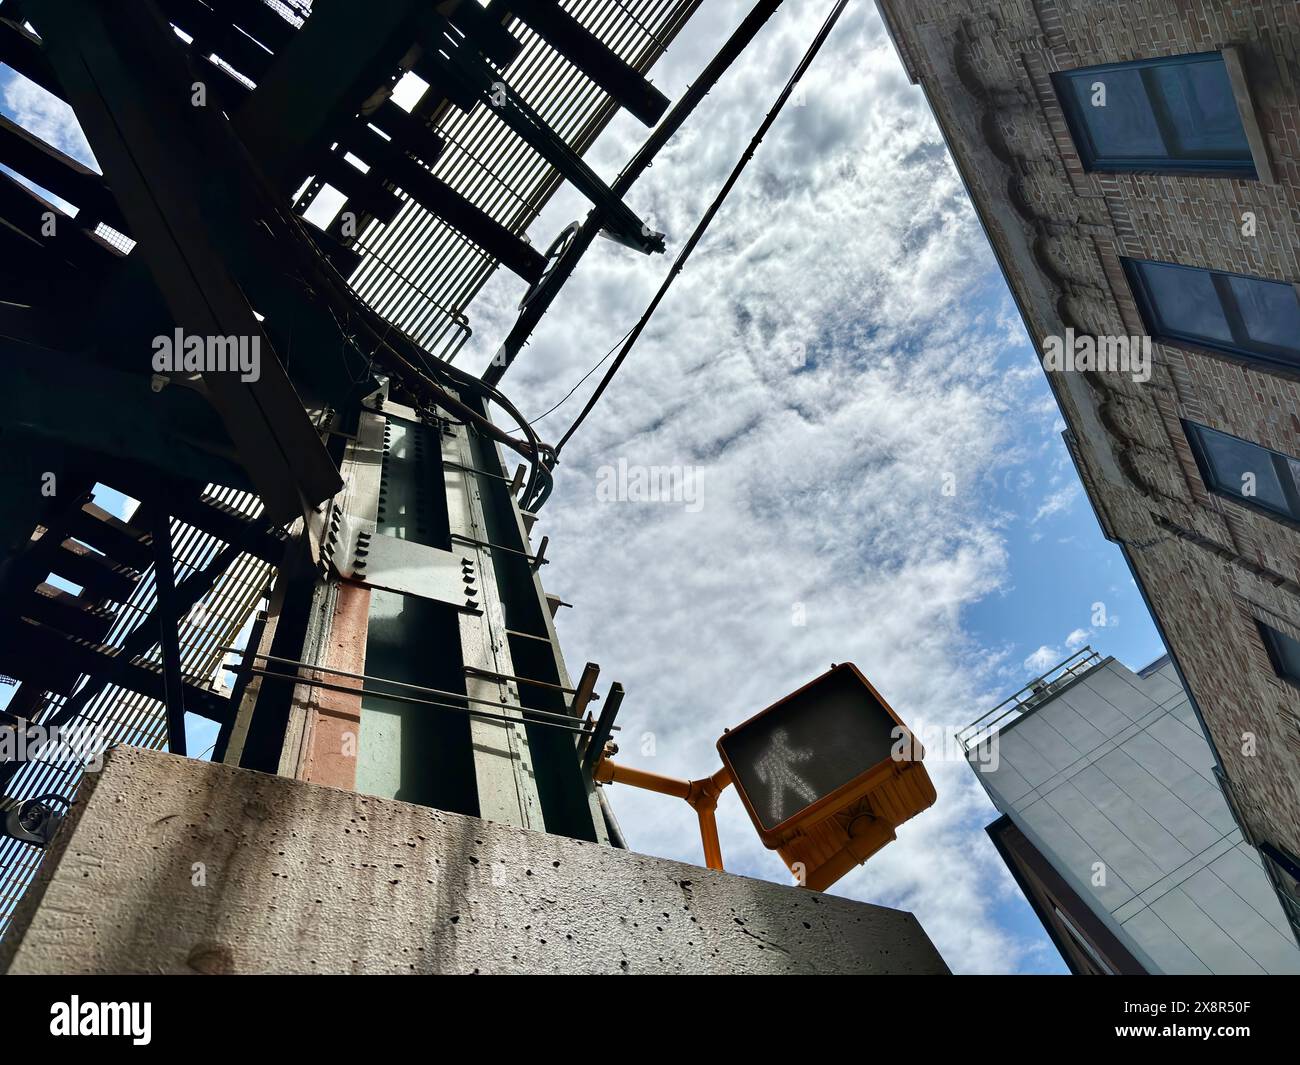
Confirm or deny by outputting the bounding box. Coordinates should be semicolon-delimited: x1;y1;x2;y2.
0;0;1169;973
452;0;1168;974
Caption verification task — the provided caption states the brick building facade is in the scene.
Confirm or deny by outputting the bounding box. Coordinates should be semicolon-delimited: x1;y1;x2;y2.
874;0;1300;937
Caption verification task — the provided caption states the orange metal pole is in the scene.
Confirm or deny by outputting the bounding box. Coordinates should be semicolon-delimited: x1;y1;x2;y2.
688;766;732;871
697;806;724;870
595;758;732;870
593;758;691;799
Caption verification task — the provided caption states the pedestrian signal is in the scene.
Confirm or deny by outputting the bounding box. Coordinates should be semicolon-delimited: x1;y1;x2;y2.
717;663;935;890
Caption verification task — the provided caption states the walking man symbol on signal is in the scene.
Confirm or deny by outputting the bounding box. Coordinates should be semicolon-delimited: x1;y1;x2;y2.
755;728;818;823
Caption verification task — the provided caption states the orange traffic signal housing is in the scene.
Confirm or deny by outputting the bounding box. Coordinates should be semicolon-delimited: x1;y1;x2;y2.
716;662;936;891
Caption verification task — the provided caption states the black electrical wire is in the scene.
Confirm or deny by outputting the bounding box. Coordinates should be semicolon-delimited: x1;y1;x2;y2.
551;0;851;460
271;198;558;505
528;325;636;426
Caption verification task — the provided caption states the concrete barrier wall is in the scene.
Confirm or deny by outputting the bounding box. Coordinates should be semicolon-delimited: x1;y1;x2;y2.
1;747;949;974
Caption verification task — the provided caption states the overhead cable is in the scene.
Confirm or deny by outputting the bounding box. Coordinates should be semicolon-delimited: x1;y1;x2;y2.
551;0;851;461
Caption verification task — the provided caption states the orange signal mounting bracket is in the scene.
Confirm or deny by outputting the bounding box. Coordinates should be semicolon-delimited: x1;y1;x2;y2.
593;757;733;872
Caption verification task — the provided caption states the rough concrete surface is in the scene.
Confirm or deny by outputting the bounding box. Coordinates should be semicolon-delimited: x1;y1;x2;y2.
1;747;949;974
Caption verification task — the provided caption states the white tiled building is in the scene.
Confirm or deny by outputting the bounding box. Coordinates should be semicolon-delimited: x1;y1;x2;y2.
968;654;1300;974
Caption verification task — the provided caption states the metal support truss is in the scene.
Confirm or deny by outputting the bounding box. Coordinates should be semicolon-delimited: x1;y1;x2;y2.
28;0;342;524
150;505;189;756
418;10;665;256
484;0;785;385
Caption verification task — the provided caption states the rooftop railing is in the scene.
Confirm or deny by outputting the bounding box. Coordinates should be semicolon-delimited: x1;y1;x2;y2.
956;646;1102;754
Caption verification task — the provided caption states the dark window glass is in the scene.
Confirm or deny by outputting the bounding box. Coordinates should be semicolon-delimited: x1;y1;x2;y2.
1147;61;1249;155
1227;275;1300;351
1126;259;1300;370
1259;625;1300;685
1053;53;1254;175
1138;262;1234;344
1062;68;1164;159
1185;422;1300;521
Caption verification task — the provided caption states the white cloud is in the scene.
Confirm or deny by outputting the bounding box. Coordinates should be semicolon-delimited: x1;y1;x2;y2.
1031;481;1081;523
1065;627;1091;650
1023;645;1059;674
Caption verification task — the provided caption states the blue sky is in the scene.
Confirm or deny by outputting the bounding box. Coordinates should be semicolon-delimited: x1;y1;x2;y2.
962;288;1165;679
0;2;1171;972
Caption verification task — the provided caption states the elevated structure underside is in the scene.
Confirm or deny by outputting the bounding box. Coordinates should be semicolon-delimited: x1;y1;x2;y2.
0;0;702;936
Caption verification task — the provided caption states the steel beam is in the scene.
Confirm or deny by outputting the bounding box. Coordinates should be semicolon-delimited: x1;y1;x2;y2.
504;0;670;126
348;125;545;281
441;414;544;830
0;114;130;233
2;501;244;737
23;583;115;644
0;617;232;722
317;150;403;225
0;16;61;97
207;0;296;54
211;604;267;763
30;0;343;524
472;426;609;842
444;0;522;69
287;580;369;789
0;340;255;497
301;218;364;277
233;0;420;189
0;172;116;276
157;0;276;83
370;99;448;169
275;410;383;788
66;502;153;573
46;539;139;603
150;507;189;756
419;12;663;255
220;546;318;772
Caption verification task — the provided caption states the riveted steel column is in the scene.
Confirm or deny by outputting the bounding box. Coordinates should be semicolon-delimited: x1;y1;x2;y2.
274;409;384;787
480;434;610;844
230;392;586;835
443;418;544;830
